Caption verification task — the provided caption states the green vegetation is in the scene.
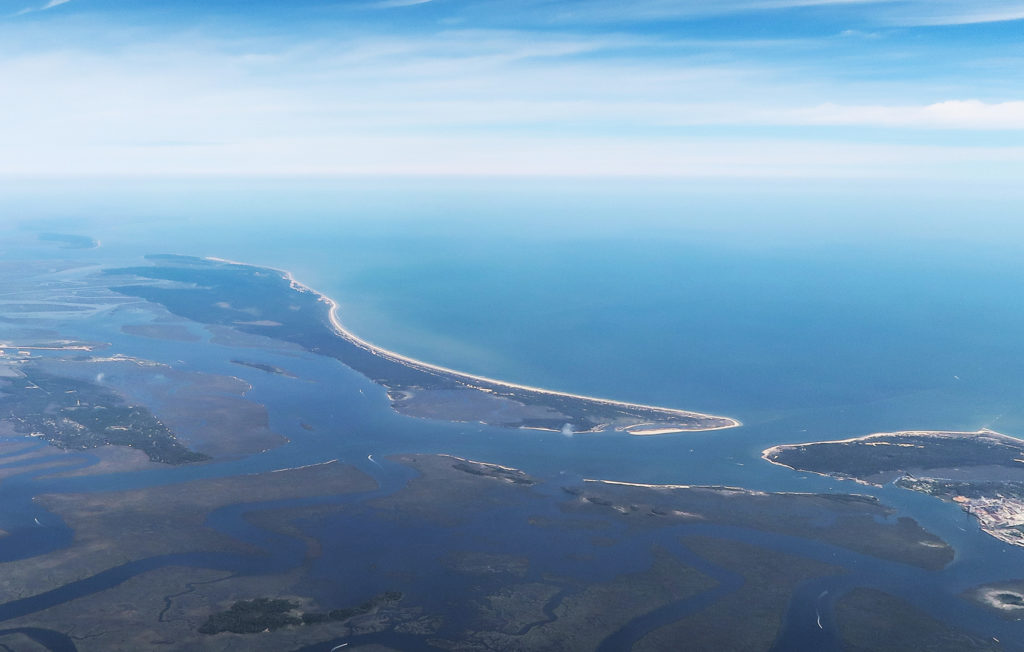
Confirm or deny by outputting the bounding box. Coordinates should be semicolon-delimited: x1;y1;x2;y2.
0;365;208;464
768;431;1024;480
565;481;953;570
107;256;737;434
198;598;301;634
319;591;404;623
198;592;403;636
964;580;1024;619
452;461;536;485
229;359;295;377
997;593;1024;606
897;477;1024;502
770;433;1024;548
836;588;998;651
636;537;841;652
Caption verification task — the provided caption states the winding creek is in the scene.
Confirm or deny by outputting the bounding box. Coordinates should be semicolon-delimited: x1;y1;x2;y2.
1;442;1023;649
2;243;1024;649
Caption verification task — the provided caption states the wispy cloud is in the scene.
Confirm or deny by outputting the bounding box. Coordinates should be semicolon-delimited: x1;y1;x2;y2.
454;0;895;24
896;7;1024;26
458;0;1024;27
13;0;71;16
771;0;1024;25
0;6;1019;178
373;0;433;7
785;100;1024;129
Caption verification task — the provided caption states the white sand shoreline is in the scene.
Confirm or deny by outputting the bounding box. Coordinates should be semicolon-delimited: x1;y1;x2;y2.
762;429;1014;461
760;429;1018;485
203;256;742;433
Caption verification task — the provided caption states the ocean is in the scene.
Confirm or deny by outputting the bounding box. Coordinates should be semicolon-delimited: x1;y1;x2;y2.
3;176;1024;647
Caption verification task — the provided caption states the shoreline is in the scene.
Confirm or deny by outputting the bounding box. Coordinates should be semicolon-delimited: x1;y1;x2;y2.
762;428;1024;548
583;477;875;500
762;429;1016;462
205;256;742;434
760;429;1016;485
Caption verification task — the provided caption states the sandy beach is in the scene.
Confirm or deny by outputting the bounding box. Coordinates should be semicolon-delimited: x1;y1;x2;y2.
204;257;742;434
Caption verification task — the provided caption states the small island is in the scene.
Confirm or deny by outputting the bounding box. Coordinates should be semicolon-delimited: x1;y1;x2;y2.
229;359;297;378
965;580;1024;620
764;429;1024;547
198;592;402;635
564;477;953;571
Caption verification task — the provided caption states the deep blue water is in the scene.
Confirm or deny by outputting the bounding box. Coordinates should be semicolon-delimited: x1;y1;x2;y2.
9;178;1024;429
2;177;1024;647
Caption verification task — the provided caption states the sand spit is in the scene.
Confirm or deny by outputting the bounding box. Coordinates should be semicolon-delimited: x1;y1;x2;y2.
203;257;741;435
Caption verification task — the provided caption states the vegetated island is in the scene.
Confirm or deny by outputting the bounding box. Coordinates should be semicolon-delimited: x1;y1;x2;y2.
0;360;208;465
764;429;1024;547
0;452;963;651
372;454;955;650
964;579;1024;620
198;592;402;635
229;359;296;378
106;255;740;435
563;478;952;570
835;587;999;651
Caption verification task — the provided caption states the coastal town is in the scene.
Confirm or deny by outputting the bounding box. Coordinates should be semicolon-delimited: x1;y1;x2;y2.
897;476;1024;548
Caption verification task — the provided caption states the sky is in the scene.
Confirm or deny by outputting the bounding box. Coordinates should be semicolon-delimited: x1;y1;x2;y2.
0;0;1022;179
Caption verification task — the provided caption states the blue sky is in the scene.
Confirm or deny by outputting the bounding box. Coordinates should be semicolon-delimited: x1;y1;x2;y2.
1;0;1022;178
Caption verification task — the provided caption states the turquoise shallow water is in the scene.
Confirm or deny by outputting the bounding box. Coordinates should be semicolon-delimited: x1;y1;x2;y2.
6;177;1024;476
8;177;1024;431
3;177;1024;646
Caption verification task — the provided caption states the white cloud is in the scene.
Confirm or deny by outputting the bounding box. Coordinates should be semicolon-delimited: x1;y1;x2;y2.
373;0;433;7
531;0;895;22
0;24;1019;179
881;0;1024;25
489;0;1024;26
6;133;1024;180
907;8;1024;25
786;100;1024;129
12;0;71;16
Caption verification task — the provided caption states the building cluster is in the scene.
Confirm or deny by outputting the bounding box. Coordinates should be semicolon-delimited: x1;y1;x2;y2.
952;492;1024;547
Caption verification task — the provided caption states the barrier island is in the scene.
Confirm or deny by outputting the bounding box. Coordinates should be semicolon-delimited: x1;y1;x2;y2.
107;256;740;435
764;429;1024;547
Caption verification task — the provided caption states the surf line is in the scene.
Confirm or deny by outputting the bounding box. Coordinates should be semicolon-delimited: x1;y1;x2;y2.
204;257;742;432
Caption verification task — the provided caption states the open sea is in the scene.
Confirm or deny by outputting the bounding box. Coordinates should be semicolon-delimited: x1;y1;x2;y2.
2;176;1024;647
